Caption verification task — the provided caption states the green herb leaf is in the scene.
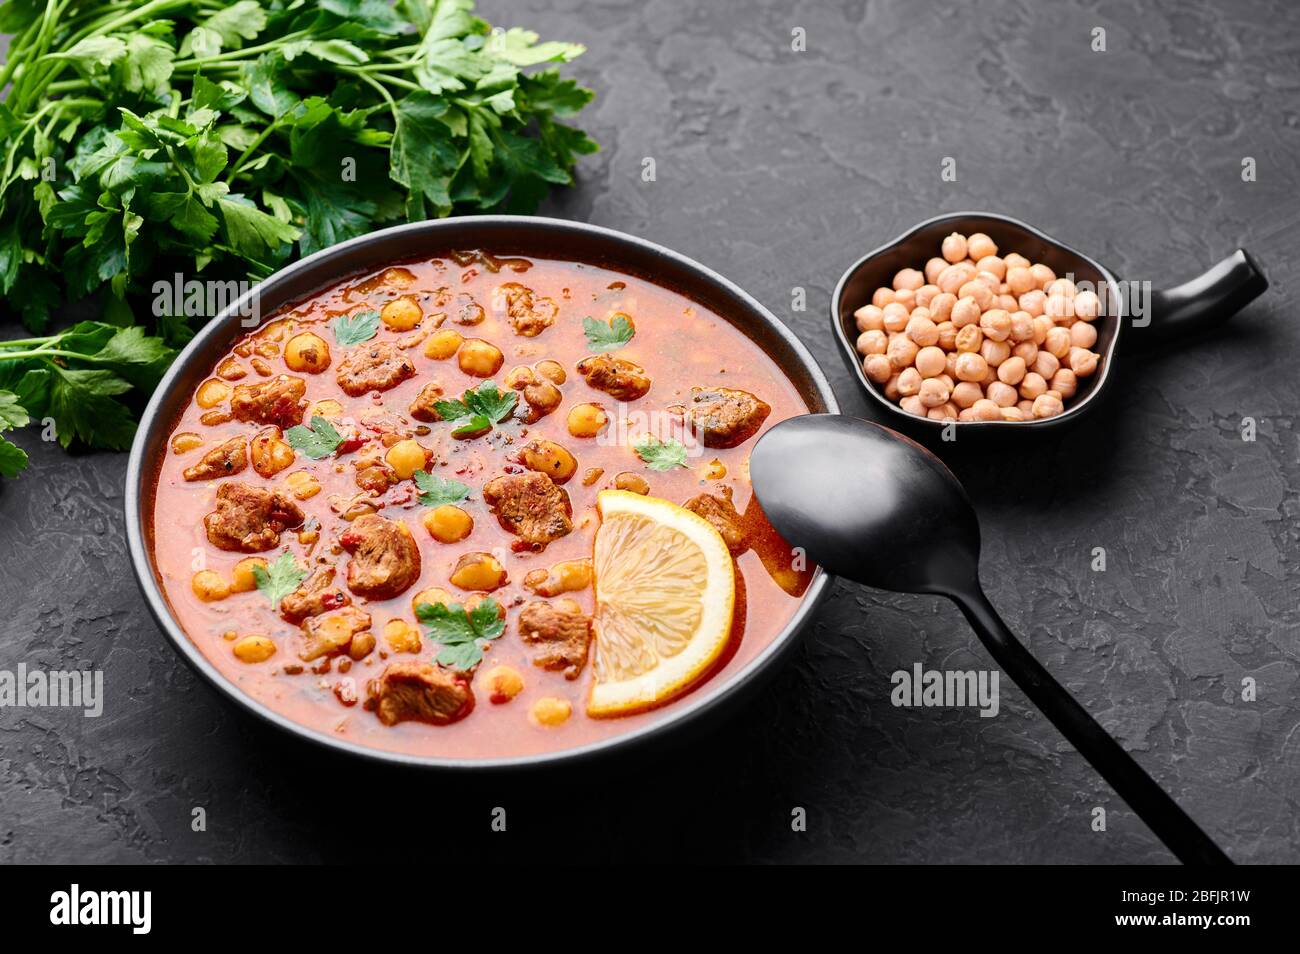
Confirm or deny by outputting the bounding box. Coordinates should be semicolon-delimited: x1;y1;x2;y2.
413;471;471;507
634;435;689;471
0;391;30;431
284;415;343;459
432;380;517;435
583;313;635;352
331;310;380;347
416;597;506;670
251;552;308;608
0;435;28;477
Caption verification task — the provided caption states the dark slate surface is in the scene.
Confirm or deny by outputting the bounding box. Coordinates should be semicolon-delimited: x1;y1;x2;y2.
1;0;1297;864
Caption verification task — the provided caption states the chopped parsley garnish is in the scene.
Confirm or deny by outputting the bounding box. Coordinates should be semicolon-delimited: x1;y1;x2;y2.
582;313;635;352
414;471;472;507
633;435;689;471
331;311;380;347
416;598;506;670
284;415;343;459
251;552;307;608
433;381;517;437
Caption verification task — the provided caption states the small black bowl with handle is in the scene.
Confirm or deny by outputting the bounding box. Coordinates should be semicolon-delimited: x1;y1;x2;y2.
830;212;1268;442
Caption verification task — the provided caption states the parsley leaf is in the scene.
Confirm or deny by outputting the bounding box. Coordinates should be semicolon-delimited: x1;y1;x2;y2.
634;436;689;471
0;391;30;431
583;313;635;352
413;471;471;507
251;552;308;608
0;435;28;477
331;310;380;347
284;415;343;459
432;381;517;436
416;598;506;670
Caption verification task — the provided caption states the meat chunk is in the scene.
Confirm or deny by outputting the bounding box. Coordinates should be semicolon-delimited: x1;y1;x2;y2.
203;481;304;552
230;375;307;428
336;340;416;396
300;606;371;661
182;436;247;481
365;662;474;726
408;382;445;422
687;387;771;448
576;354;651;401
684;487;747;555
280;567;351;623
518;598;592;679
339;513;421;599
482;472;572;550
494;282;557;337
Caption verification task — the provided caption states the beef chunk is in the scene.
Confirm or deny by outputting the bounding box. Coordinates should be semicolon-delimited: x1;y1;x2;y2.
300;606;371;661
408;381;445;422
336;341;416;396
182;436;247;481
482;472;572;550
684;487;747;555
230;375;307;428
338;513;421;599
280;567;351;623
687;387;771;448
576;354;651;401
203;481;304;552
495;282;557;337
365;662;474;726
518;598;592;679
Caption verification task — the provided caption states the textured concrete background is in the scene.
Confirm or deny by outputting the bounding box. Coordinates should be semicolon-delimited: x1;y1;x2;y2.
1;0;1297;864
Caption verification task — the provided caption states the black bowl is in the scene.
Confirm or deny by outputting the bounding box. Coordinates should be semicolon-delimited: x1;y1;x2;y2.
124;216;838;770
831;211;1267;443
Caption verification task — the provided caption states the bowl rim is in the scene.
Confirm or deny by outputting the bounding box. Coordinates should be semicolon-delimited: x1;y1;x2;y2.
829;211;1123;430
124;214;839;770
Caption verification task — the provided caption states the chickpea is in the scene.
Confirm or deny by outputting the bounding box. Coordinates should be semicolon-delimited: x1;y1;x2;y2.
1031;315;1054;344
422;505;474;544
980;339;1010;368
1044;327;1072;359
308;399;343;419
935;321;958;351
976;255;1006;280
1001;406;1027;421
232;635;276;663
1019;289;1047;318
871;287;895;309
996;293;1019;312
970;399;1003;421
457;338;504;377
1019;372;1048;400
1073;289;1100;321
1006;266;1036;296
1051;368;1079;399
967;233;998;261
614;472;650;495
957;280;993;311
916;283;940;308
171;432;203;454
230;557;268;593
854;304;885;332
950;297;981;329
1009;311;1035;343
1032;394;1065;418
929;292;956;323
954;352;988;383
856;329;888;355
195;379;231;408
928;403;958;421
1004;253;1030;270
899;395;926;416
285;469;321;500
882;302;910;332
905;314;939;347
951;381;983;409
887;335;919;371
411;586;452;616
380;296;423;331
893;268;925;292
896;367;922;397
348;631;377;661
191;570;230;602
986;381;1018;408
941;232;969;264
250;427;295;478
918;378;949;409
521;439;577;484
1045;293;1075;323
481;665;525;704
1070;321;1098;349
530;696;572;727
284;333;331;373
893;288;915;310
384;439;429;480
1068;348;1099;378
535;359;566;385
383;618;422;654
863;354;892;384
1017;400;1035;415
450;551;507;591
937;262;976;295
567;403;609;438
1029;263;1056;289
423;328;464;360
954;324;983;353
1012;341;1039;365
979;309;1012;342
997;356;1027;386
914;346;947;378
505;365;536;389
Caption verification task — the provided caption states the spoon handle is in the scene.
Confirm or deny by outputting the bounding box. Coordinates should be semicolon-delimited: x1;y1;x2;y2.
948;585;1231;865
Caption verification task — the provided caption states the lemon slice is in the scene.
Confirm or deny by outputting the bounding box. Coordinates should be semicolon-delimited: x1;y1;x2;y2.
588;490;736;716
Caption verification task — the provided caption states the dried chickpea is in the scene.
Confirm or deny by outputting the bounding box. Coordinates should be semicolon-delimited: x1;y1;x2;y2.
954;324;983;353
233;635;276;663
884;373;902;400
954;352;988;382
192;570;230;602
1001;406;1027;421
384;439;428;480
986;381;1018;408
1070;321;1098;349
918;378;949;408
231;557;268;593
979;309;1012;342
893;268;925;291
905;314;939;347
422;505;474;543
1020;289;1048;318
997;356;1027;386
1033;351;1060;380
482;665;525;704
1029;263;1056;289
914;346;947;378
899;395;926;416
951;381;983;409
1051;368;1079;399
195;379;231;408
1004;253;1030;270
284;333;331;373
950;297;981;328
871;287;895;309
1068;348;1098;378
937;262;976;294
916;283;940;308
958;280;993;311
929;292;956;323
1045;293;1075;323
614;472;650;495
863;354;892;384
887;335;919;371
893;288;915;310
530;696;571;727
450;552;507;591
1032;394;1064;418
423;328;464;359
896;367;922;397
967;233;997;261
1019;372;1048;400
936;321;958;351
1044;327;1072;359
458;338;504;377
980;339;1010;368
1009;311;1035;343
1006;266;1036;296
380;296;423;331
567;403;608;438
970;399;1002;421
1073;289;1100;321
854;304;885;332
976;255;1006;280
172;432;203;454
925;255;948;283
285;470;321;500
1012;341;1039;365
383;619;422;654
857;329;888;356
882;302;910;332
941;232;968;263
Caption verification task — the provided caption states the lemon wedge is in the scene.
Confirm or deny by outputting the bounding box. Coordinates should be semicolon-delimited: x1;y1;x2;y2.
588;490;736;716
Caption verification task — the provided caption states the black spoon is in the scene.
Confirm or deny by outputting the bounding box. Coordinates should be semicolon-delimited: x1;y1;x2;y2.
750;413;1230;865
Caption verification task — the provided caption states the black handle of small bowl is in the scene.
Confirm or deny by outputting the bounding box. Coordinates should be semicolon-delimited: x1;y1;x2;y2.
1129;249;1268;347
